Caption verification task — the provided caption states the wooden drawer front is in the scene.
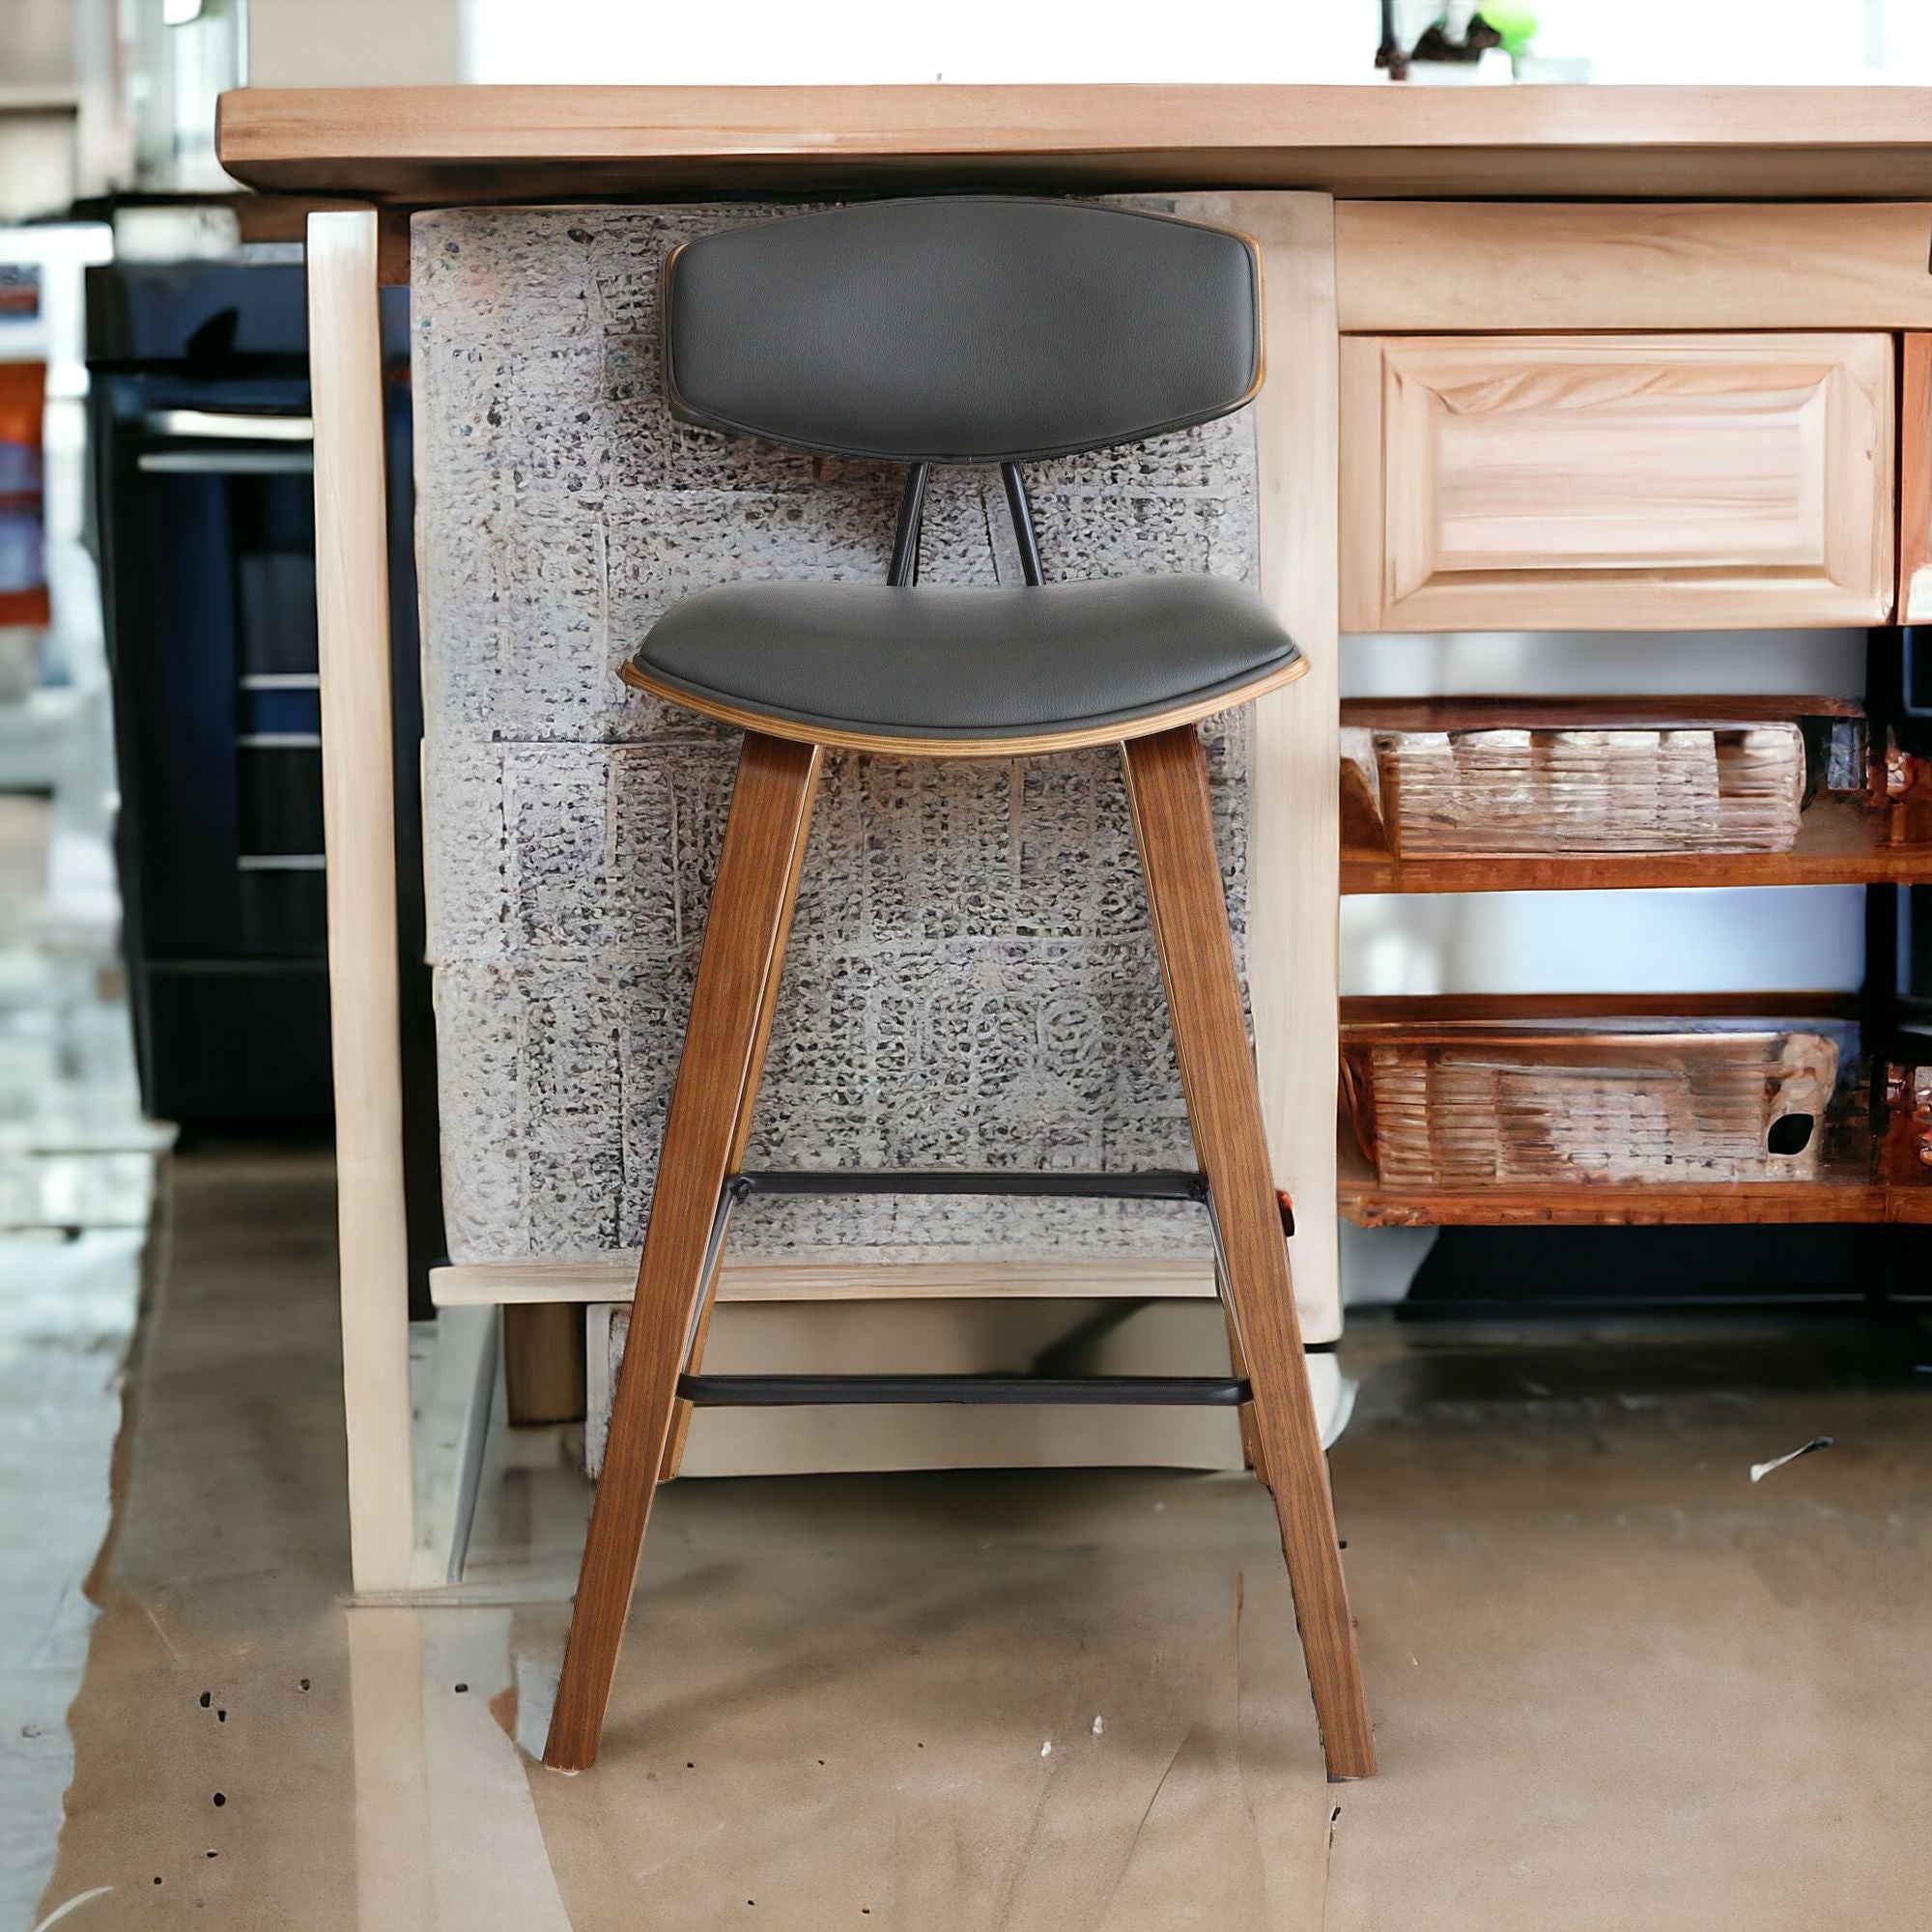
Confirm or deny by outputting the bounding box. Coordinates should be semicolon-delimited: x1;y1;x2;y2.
1341;333;1893;632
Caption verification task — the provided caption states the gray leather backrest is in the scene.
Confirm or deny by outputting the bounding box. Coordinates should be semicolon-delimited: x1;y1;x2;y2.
663;197;1263;464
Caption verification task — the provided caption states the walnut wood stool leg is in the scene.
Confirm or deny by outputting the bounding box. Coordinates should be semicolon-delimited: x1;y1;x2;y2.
544;730;821;1773
658;756;816;1486
1122;723;1375;1781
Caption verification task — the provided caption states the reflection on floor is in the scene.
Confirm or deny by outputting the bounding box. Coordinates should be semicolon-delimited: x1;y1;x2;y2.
2;244;180;1924
0;1224;145;1929
24;1147;1932;1930
0;788;168;1928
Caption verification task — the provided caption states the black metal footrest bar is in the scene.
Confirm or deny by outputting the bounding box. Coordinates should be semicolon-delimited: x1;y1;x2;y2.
676;1374;1251;1407
731;1168;1209;1203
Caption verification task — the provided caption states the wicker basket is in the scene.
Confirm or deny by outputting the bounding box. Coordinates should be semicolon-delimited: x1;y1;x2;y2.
1366;722;1805;857
1343;1020;1842;1186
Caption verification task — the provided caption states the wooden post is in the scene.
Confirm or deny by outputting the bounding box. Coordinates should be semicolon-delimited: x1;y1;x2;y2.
308;209;415;1593
1220;192;1345;1347
1900;333;1932;622
504;1302;587;1425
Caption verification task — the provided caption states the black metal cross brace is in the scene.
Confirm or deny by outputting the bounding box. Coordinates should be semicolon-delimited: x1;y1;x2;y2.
674;1167;1258;1409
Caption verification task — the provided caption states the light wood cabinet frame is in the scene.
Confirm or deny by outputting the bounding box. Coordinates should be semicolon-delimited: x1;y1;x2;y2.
1335;201;1932;334
1899;335;1932;623
293;168;1932;1606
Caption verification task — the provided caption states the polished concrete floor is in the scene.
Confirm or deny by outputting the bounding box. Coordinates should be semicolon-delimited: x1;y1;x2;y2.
0;786;166;1930
13;1145;1930;1930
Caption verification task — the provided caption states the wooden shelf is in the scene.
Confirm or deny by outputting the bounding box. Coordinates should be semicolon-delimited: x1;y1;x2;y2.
1331;992;1932;1228
1344;796;1932;895
1337;695;1928;894
1338;1130;1890;1228
1342;696;1867;730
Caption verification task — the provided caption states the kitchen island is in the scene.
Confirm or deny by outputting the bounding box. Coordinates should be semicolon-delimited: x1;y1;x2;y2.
218;83;1932;1595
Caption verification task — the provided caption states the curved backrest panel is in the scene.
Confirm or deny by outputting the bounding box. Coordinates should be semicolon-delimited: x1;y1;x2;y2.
663;197;1263;465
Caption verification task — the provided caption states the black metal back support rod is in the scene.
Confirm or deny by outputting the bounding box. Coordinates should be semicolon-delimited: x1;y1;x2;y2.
1001;462;1045;585
888;461;1046;587
672;1164;1296;1406
888;462;930;586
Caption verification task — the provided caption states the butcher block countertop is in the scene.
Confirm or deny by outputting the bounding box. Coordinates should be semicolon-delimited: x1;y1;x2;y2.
216;83;1932;205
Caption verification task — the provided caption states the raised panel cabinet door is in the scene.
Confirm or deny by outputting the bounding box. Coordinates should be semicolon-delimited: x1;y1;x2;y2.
1340;332;1894;632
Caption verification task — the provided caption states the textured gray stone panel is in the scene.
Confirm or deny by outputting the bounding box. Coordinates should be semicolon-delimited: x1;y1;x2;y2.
432;960;526;1260
416;200;1260;1266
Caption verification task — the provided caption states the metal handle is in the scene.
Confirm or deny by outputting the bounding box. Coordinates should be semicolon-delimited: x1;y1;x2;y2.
137;450;313;476
237;854;326;873
142;409;314;442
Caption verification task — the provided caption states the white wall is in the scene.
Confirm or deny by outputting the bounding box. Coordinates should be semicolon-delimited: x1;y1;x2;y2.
457;0;1932;84
245;0;464;86
459;0;1364;84
234;0;1932;93
1532;0;1925;82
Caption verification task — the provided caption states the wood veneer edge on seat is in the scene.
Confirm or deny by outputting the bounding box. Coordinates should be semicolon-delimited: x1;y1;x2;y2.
616;652;1309;757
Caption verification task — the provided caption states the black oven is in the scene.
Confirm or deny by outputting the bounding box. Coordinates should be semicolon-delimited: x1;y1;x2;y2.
86;258;440;1293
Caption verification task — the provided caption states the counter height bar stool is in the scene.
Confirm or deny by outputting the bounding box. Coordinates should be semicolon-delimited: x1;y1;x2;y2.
542;196;1375;1781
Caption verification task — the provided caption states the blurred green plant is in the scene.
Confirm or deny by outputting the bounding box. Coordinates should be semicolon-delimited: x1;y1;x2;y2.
1480;3;1540;56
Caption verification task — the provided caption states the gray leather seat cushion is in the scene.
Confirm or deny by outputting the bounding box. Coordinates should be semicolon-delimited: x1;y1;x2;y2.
635;575;1297;740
